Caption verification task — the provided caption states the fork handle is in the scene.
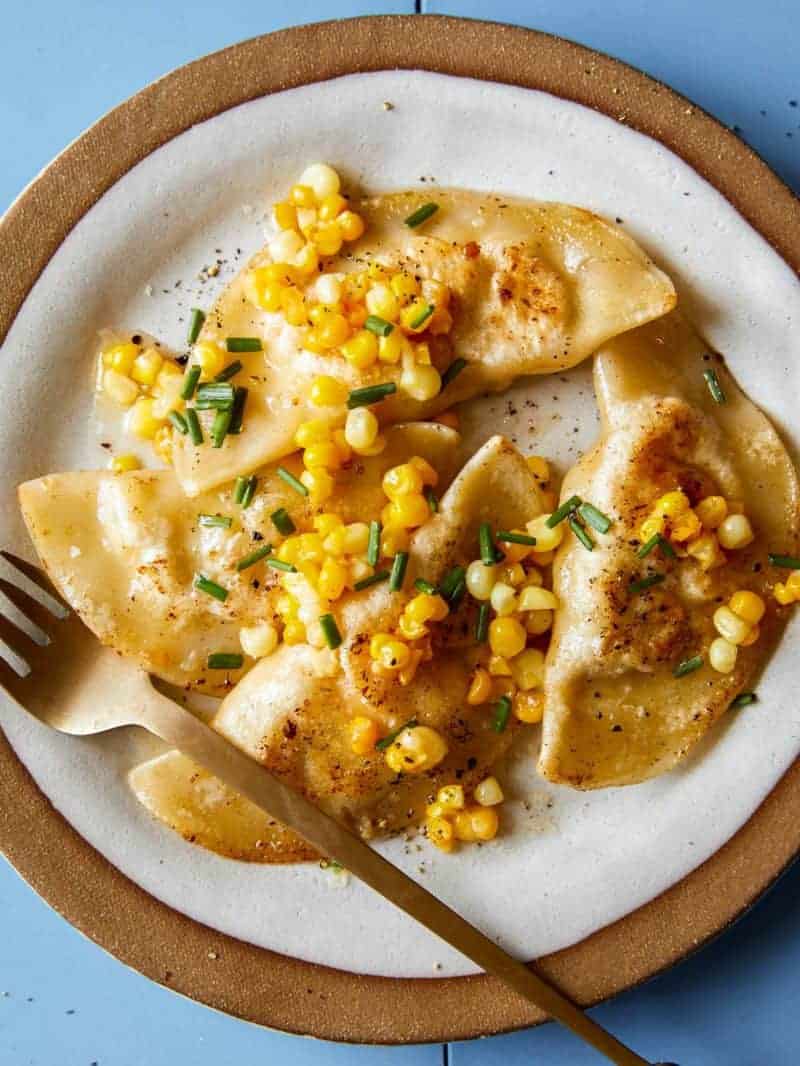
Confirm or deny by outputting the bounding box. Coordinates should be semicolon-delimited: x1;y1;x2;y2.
140;695;653;1066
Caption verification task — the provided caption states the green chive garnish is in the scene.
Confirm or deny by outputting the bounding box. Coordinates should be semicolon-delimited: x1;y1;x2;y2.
236;544;273;571
207;652;243;670
187;308;205;345
267;558;296;573
569;517;594;551
628;572;665;595
195;382;235;409
365;315;394;337
375;719;418;751
214;360;243;382
496;531;537;546
199;514;232;528
425;486;438;513
731;691;757;709
194;573;228;602
210;407;232;448
404;202;439;228
703;367;726;404
637;533;676;559
185;408;203;445
768;553;800;569
354;570;390;591
409;303;434;330
414;578;438;595
239;476;257;508
271;507;295;536
233;475;249;504
347;382;398;409
367;521;382;567
168;410;188;435
547;495;582;528
492;695;512;733
180;365;201;400
439;566;466;603
674;655;704;678
226;337;262;353
277;467;309;496
390;552;409;592
475;602;490;643
578;502;612;534
319;613;342;650
440;357;467;389
479;522;498;565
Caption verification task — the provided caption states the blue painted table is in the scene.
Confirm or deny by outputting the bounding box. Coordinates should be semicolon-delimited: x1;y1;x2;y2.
1;3;798;1064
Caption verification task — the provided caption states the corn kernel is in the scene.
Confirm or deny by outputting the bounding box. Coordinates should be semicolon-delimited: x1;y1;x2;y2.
490;582;518;616
105;342;140;375
350;716;380;756
717;514;755;550
384;725;448;774
245;270;284;312
500;535;534;565
372;636;411;672
517;586;559;612
489;617;527;659
381;526;410;556
310;375;347;407
400;364;442;402
127;397;163;439
488;655;512;677
409;456;438;486
316;312;350;349
277;535;302;563
510;647;545;691
525;609;553;635
695;495;728;529
318;557;348;601
787;572;800;597
294;419;332;448
709;636;738;674
405;593;449;625
421;278;449;308
296;207;318;237
383;462;424;500
713;605;753;645
514;689;545;724
283;619;307;645
387;493;431;528
740;624;761;647
317;193;347;221
102;368;139;407
437;785;465;811
194;341;226;380
338;211;365;242
503;564;526;587
526;455;550;483
467;667;492;705
290;183;316;207
340;329;378;369
331;428;352;464
366;283;400;321
345;407;380;452
670;511;703;543
465;560;498;601
303;441;343;471
300;467;335;504
526;514;565;553
273;200;297;230
130;347;163;386
269;229;304;264
152;425;173;462
109;453;141;473
685;533;727;572
729;590;766;625
655;490;691;517
454;806;499;843
427;816;455;852
639;514;666;543
239;621;278;659
774;582;795;606
349;559;373;585
299;163;340;201
356;434;387;457
314;222;344;257
375;331;404;364
400;299;434;333
341;522;370;554
474;777;504;807
281;286;307;327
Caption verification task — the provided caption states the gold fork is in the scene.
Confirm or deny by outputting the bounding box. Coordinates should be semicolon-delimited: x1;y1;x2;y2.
0;549;673;1066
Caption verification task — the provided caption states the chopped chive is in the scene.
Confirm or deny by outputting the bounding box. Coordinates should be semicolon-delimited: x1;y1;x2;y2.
414;578;438;595
226;336;262;353
425;486;438;513
187;308;206;345
409;303;434;330
195;382;235;409
628;572;665;595
214;360;243;382
703;367;726;404
185;408;203;445
475;602;490;643
439;566;466;603
240;476;257;508
270;508;296;535
228;386;248;435
479;522;499;565
180;365;201;400
354;570;391;591
194;573;228;602
319;613;342;650
440;357;467;389
731;691;757;709
547;495;582;528
569;517;595;551
210;407;232;448
365;315;394;337
236;544;273;571
390;552;409;591
277;466;309;496
768;553;800;569
233;475;249;504
492;695;512;733
496;531;537;546
578;502;612;534
375;718;418;751
267;557;296;573
637;533;676;559
404;202;439;228
674;654;704;678
347;382;398;409
207;652;243;670
199;513;232;528
658;536;677;559
367;520;382;567
168;410;189;435
448;576;466;609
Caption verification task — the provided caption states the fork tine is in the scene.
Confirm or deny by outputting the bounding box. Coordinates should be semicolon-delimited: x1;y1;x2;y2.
0;578;58;641
0;609;40;667
0;550;68;612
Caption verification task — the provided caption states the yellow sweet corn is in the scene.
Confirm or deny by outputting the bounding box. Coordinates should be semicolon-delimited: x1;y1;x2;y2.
384;725;448;774
489;617;527;659
109;454;141;473
466;667;492;705
350;716;380;756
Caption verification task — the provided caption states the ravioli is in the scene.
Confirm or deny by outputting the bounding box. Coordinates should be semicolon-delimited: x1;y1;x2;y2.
172;190;675;494
18;423;459;696
539;311;800;788
130;435;546;861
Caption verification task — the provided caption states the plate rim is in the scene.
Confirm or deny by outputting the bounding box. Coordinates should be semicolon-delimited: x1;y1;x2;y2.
1;13;800;1044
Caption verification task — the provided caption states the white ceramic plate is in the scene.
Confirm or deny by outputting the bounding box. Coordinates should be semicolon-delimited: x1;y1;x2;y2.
2;69;799;979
